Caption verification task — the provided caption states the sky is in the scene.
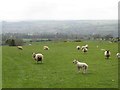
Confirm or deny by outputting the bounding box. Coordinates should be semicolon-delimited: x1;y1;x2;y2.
0;0;119;21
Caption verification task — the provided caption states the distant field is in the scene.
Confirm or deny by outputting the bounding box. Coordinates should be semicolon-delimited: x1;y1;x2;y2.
2;41;118;88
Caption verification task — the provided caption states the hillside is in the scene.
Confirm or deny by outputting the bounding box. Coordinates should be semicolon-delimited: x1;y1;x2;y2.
2;20;118;36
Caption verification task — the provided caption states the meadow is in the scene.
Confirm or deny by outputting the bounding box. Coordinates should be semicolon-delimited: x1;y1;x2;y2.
2;41;118;88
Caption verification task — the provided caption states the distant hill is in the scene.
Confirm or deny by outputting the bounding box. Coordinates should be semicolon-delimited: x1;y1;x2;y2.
2;20;118;37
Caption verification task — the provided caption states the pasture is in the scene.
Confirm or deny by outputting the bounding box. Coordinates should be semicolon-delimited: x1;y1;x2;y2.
2;41;118;88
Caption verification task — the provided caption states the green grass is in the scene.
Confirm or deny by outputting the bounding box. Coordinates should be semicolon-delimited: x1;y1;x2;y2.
2;41;118;88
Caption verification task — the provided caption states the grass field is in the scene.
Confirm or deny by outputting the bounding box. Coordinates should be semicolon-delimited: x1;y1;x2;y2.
2;41;118;88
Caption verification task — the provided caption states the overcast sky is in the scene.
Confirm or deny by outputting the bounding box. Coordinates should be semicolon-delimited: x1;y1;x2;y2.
0;0;119;21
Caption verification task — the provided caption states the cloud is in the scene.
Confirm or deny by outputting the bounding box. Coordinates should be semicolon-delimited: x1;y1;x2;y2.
0;0;119;21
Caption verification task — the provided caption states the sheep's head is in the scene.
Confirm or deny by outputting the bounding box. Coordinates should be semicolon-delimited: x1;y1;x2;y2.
32;53;36;59
73;59;78;64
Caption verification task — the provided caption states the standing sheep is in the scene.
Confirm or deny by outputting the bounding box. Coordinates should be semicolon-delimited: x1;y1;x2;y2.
81;46;88;53
32;53;44;63
73;59;88;73
116;53;120;59
82;47;88;53
17;46;23;50
43;46;49;50
76;46;80;50
104;50;111;59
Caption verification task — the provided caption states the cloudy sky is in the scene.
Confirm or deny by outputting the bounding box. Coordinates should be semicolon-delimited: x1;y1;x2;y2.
0;0;119;21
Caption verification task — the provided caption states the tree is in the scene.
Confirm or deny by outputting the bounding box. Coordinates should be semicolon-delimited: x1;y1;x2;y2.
104;34;113;40
5;39;16;46
5;38;24;46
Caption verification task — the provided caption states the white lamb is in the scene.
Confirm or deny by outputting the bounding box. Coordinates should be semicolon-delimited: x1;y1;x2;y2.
104;50;111;59
73;59;88;73
32;53;44;63
43;46;49;50
76;46;80;50
17;46;23;50
116;53;120;59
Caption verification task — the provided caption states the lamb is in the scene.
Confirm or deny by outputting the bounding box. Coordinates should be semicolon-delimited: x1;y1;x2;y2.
73;59;88;73
32;53;44;63
116;53;120;59
76;46;80;50
104;50;111;59
43;46;49;50
17;46;23;50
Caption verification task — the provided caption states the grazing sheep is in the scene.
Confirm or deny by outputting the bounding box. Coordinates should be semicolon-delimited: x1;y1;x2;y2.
101;49;105;51
104;50;111;59
43;46;49;50
116;53;120;59
17;46;23;50
76;46;80;50
32;53;44;63
73;59;88;73
109;41;112;43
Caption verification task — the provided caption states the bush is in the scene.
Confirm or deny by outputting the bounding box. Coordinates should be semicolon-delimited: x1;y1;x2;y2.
74;39;82;42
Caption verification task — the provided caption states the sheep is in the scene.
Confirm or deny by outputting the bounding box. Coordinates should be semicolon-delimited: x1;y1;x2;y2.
82;47;88;53
73;59;88;73
76;46;80;50
17;46;23;50
81;46;88;53
43;46;49;50
81;44;88;49
101;49;105;51
85;44;88;49
116;53;120;59
104;50;111;59
32;53;44;63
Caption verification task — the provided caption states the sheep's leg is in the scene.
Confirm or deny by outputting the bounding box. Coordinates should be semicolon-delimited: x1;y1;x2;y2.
41;60;43;63
77;67;81;73
82;66;86;73
83;66;87;73
83;69;86;73
36;60;38;64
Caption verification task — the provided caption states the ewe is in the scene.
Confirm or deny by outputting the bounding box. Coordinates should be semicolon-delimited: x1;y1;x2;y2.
81;46;88;53
116;53;120;59
17;46;23;50
43;46;49;50
32;53;44;63
76;46;80;50
104;50;111;59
